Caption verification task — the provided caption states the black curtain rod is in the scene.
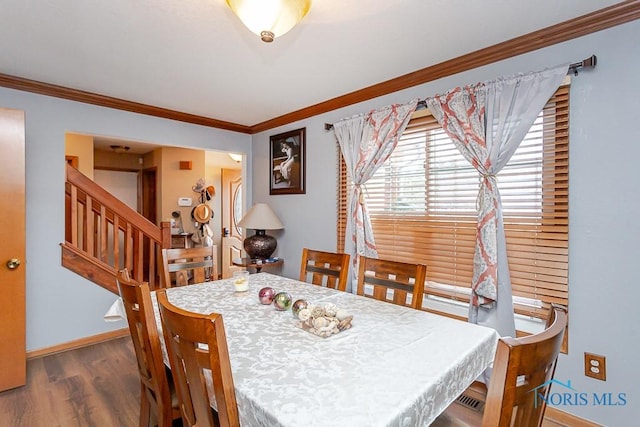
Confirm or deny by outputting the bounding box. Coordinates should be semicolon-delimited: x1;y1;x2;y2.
324;55;597;131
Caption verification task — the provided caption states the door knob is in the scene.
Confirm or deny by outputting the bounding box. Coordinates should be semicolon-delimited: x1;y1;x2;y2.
6;258;21;269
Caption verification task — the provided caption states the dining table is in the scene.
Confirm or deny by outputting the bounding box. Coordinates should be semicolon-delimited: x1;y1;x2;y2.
151;272;499;427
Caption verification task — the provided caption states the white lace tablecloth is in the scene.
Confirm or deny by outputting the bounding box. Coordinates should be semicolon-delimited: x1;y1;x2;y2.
152;273;498;427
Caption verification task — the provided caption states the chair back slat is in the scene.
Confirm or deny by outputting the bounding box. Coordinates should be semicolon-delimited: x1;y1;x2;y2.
116;269;178;427
157;289;240;427
299;248;350;291
356;256;426;309
482;304;568;427
162;246;218;287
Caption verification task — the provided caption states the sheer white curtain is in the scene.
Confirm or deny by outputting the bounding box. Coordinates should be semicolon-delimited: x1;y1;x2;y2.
426;64;568;337
333;101;417;291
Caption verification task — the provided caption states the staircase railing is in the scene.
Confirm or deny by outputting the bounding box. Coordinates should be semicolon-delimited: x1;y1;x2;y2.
63;163;171;293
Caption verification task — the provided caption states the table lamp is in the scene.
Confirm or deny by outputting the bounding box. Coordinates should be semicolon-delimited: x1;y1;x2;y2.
237;203;284;260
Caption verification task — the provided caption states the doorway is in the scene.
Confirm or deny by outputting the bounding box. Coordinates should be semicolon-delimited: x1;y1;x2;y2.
141;167;157;224
222;168;244;278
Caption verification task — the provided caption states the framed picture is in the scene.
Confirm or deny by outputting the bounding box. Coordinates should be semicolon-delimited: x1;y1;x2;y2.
270;127;306;195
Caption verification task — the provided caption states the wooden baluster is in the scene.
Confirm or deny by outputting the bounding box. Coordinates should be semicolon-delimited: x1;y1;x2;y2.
148;239;157;290
113;215;120;270
86;195;94;257
70;185;78;246
125;223;132;273
133;229;143;283
100;205;107;263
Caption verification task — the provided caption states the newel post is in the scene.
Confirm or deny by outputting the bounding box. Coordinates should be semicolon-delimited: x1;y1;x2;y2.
160;221;171;249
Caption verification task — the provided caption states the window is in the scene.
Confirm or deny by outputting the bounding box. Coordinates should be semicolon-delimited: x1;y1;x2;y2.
338;85;569;328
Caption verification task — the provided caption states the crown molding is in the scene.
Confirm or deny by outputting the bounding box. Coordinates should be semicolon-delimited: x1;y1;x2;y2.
250;0;640;133
1;1;638;135
0;73;252;134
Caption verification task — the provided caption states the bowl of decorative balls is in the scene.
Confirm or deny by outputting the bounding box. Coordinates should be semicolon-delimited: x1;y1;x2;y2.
295;303;353;338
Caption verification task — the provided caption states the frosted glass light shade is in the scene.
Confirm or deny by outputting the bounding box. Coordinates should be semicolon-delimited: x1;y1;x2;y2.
226;0;312;42
228;153;242;162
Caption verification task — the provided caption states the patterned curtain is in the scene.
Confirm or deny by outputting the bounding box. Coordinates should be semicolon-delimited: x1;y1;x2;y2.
333;100;418;291
426;65;567;337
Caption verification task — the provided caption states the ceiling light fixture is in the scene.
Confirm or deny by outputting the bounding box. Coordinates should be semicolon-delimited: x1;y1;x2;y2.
228;153;242;162
226;0;312;43
110;144;130;154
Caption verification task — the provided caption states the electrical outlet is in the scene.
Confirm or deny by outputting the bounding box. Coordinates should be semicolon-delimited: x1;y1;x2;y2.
584;352;606;381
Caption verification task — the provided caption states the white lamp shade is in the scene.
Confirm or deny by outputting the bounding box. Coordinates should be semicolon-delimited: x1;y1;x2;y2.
238;203;284;230
226;0;311;42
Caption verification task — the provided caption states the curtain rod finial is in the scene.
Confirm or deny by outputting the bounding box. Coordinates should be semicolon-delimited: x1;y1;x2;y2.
324;123;334;131
569;54;597;76
584;54;597;68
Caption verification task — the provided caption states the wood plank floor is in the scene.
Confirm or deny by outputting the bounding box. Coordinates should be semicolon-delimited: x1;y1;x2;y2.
0;336;581;426
0;336;142;427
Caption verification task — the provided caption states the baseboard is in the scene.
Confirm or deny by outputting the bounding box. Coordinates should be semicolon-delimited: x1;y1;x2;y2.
545;407;602;427
26;328;130;360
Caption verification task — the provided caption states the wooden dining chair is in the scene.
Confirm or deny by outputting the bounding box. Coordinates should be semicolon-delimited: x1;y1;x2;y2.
356;256;426;309
161;245;218;288
433;304;569;427
115;269;181;427
299;248;350;291
156;288;240;427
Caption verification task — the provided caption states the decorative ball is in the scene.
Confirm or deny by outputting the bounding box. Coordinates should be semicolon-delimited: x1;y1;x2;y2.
291;299;308;318
258;287;276;305
324;303;338;317
273;292;293;311
298;307;311;321
310;305;325;319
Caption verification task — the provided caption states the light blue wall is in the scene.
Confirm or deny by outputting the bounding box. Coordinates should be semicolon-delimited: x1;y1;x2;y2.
250;20;640;425
0;87;252;351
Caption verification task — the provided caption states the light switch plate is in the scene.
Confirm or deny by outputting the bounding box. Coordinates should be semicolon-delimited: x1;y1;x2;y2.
178;197;192;207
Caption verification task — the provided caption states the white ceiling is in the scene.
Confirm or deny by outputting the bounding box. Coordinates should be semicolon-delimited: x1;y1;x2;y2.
0;0;619;127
